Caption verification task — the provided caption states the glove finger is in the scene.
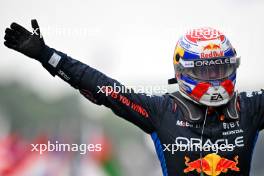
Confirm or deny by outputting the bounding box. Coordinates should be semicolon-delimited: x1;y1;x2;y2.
10;22;30;35
31;19;41;36
31;19;44;42
4;34;17;42
4;39;18;45
5;28;19;37
4;41;18;50
5;28;21;39
5;28;14;35
31;19;40;30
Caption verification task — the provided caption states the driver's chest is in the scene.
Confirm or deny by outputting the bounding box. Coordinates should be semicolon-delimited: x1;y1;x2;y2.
157;111;254;165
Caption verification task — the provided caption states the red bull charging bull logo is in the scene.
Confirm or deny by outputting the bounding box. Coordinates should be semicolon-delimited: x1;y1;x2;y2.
201;43;224;59
184;153;240;176
203;43;221;51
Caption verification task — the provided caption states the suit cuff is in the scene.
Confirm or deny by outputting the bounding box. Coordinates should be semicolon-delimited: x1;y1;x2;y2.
38;45;65;76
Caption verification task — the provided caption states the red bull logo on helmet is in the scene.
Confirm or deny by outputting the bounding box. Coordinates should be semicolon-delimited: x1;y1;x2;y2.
201;43;224;58
184;153;240;176
203;43;221;51
201;51;224;58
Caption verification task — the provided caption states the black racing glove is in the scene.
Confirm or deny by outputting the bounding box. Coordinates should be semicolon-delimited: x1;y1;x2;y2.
4;19;45;60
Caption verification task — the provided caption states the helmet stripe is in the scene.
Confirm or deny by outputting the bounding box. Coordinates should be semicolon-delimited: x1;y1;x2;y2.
221;80;234;96
191;82;211;100
180;74;198;85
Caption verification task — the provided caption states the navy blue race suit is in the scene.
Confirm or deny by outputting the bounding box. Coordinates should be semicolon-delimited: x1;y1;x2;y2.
34;46;264;176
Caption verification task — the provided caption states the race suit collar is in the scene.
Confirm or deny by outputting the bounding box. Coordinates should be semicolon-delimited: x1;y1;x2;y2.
169;91;239;123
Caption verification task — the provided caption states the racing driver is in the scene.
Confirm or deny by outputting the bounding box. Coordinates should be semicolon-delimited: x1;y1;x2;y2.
4;20;264;176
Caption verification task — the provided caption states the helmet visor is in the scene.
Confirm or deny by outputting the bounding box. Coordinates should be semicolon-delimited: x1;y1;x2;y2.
178;57;239;81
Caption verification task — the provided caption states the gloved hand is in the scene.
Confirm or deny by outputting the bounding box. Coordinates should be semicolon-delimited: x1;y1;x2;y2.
4;19;45;59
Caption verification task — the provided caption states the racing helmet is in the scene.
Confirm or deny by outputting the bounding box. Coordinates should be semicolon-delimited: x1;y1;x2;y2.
173;27;240;107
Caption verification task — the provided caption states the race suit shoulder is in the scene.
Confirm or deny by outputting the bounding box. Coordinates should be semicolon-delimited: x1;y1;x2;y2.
239;90;264;130
38;46;264;176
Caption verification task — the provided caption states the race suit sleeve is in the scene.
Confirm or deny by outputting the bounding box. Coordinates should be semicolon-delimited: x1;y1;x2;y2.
240;90;264;130
37;46;169;134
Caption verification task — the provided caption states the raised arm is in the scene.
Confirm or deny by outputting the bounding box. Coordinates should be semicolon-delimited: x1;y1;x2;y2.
4;20;171;134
